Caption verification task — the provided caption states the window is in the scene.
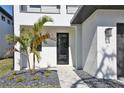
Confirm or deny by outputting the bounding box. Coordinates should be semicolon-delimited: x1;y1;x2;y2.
37;44;42;51
41;5;60;13
29;5;41;8
20;5;60;14
1;16;5;21
66;5;79;14
7;19;10;24
20;5;27;12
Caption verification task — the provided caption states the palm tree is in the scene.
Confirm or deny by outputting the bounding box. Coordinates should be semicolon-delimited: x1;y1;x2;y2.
6;27;32;71
6;16;53;72
31;16;53;71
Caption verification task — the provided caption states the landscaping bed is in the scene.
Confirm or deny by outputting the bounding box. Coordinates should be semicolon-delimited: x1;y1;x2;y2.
0;70;60;88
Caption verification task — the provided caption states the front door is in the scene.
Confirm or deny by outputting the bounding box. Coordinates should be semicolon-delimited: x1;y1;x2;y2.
117;23;124;78
57;33;69;65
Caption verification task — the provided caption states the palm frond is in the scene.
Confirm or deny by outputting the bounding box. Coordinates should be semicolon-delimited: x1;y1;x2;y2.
32;16;53;35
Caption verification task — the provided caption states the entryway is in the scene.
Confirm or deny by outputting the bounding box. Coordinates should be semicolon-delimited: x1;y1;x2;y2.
57;66;89;88
117;23;124;78
57;33;69;65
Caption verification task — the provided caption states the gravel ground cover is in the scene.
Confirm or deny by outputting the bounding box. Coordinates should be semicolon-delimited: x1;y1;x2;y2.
74;70;124;88
0;70;60;88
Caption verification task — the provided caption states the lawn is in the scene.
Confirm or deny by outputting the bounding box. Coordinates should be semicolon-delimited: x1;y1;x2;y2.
0;58;13;78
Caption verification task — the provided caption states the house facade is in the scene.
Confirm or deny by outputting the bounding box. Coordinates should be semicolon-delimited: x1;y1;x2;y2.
0;7;13;58
13;5;79;70
71;5;124;80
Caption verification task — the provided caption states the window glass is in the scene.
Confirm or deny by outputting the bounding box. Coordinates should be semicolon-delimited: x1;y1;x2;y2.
66;5;79;14
20;5;60;13
1;16;5;21
29;5;41;8
41;5;60;13
7;19;10;24
37;44;42;51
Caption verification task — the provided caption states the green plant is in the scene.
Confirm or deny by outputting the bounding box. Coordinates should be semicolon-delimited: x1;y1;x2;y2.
31;16;53;71
32;75;40;80
6;16;53;72
44;70;51;77
7;75;14;80
12;71;17;75
15;76;26;83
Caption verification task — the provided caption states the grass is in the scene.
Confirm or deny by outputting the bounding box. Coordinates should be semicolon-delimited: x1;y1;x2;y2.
0;58;13;78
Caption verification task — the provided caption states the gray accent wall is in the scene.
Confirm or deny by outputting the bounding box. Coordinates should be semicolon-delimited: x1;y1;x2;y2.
81;11;97;76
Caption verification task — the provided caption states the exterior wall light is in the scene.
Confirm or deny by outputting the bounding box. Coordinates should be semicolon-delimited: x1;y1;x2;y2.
105;28;112;44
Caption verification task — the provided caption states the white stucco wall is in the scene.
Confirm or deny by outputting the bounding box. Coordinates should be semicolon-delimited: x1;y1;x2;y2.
14;5;76;70
0;12;13;58
95;9;124;79
75;24;82;69
14;26;75;70
97;27;117;79
81;11;97;76
80;9;124;79
19;26;75;69
14;5;74;27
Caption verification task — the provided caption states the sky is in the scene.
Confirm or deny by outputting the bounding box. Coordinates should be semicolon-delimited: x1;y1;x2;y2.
0;5;13;16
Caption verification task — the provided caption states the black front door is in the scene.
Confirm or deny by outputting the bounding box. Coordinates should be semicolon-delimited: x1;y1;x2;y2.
117;23;124;78
57;33;69;65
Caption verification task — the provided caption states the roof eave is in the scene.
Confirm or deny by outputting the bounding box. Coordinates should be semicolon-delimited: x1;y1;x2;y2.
71;5;124;24
0;6;13;20
70;5;84;24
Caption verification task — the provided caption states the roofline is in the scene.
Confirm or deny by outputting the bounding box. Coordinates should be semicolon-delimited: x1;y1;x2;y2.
70;5;84;24
0;6;13;20
71;5;124;24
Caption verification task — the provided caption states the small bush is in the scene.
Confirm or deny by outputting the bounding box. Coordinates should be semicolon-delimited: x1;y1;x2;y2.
12;71;17;75
32;75;40;80
7;75;14;80
44;70;51;77
15;76;26;83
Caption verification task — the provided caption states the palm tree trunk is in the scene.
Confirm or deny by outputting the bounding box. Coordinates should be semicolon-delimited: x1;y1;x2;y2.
33;53;35;71
27;55;31;70
26;51;31;71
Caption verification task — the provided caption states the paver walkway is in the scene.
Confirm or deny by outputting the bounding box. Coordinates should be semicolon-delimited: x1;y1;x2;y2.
57;66;89;88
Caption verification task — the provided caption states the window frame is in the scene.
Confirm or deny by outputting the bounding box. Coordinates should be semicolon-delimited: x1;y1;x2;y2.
20;5;61;14
7;19;10;24
1;15;6;22
66;5;79;14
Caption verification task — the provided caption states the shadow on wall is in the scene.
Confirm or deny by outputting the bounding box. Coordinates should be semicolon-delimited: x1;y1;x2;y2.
95;48;116;79
20;54;28;69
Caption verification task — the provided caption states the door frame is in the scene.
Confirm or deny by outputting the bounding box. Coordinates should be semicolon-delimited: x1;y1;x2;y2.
117;23;124;78
57;33;69;65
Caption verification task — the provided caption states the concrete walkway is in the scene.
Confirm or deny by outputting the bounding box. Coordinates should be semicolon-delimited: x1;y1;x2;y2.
57;66;89;88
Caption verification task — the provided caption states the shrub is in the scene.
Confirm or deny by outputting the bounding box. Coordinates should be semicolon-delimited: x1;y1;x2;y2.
15;76;26;83
32;75;40;80
44;70;51;77
12;71;17;75
7;75;14;80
